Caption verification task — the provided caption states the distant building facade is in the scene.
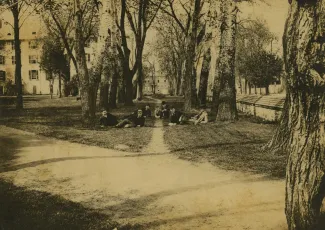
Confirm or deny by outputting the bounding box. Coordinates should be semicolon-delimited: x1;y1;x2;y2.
0;12;62;95
143;75;169;95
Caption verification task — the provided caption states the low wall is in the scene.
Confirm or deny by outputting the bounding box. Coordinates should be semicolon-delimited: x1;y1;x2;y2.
236;95;285;122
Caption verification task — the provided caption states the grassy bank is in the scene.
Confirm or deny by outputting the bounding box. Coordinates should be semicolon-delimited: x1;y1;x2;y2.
164;118;286;178
0;96;156;152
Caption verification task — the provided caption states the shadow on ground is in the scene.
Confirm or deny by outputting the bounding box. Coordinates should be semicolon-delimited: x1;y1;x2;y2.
0;134;142;230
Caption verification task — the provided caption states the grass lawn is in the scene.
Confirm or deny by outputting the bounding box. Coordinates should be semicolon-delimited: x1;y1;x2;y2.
164;117;286;178
0;96;156;152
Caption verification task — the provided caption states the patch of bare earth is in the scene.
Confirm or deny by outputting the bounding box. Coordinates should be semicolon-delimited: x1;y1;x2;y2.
0;123;286;230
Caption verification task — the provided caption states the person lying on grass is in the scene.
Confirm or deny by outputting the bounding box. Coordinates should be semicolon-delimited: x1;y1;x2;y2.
189;105;208;125
116;109;145;128
168;106;184;126
100;110;118;127
142;104;152;118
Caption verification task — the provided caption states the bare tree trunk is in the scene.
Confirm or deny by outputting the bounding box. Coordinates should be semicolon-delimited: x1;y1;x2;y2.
75;0;95;123
248;82;252;94
244;78;247;94
109;67;118;108
269;1;325;229
99;83;109;110
176;62;182;95
265;84;269;95
12;2;23;110
213;0;238;121
198;48;211;106
124;70;133;105
183;0;201;112
118;82;126;103
58;74;62;98
137;59;143;100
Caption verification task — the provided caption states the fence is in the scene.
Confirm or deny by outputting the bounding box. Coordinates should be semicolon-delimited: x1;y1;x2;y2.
236;94;285;121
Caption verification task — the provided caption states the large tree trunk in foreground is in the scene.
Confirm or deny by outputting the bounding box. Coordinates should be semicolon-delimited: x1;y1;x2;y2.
212;0;238;121
183;0;201;112
270;1;325;229
75;0;95;123
12;2;23;109
198;48;211;106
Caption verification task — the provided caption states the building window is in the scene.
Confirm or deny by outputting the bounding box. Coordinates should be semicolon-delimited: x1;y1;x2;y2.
29;55;38;64
0;56;5;64
32;31;36;35
29;41;38;49
0;20;2;29
157;80;159;83
11;41;15;50
12;56;15;64
86;53;91;62
0;41;5;50
0;71;5;81
29;70;39;80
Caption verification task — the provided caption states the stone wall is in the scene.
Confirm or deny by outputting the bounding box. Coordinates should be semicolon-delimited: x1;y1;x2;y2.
236;94;285;122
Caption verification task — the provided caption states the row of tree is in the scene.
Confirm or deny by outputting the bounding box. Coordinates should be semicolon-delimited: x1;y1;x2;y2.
2;0;325;228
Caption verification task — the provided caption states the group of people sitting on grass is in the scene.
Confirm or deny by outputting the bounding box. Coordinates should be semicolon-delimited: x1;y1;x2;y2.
99;101;208;128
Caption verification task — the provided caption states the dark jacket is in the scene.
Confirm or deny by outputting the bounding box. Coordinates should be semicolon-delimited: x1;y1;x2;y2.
129;114;145;127
142;108;152;117
170;111;182;124
100;113;118;126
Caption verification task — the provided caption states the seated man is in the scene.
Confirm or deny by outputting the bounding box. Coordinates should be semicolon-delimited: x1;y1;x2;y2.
100;110;118;127
116;109;145;128
169;106;183;126
189;106;209;125
160;101;170;119
142;104;152;118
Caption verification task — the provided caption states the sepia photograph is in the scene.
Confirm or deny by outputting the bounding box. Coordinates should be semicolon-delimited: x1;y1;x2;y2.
0;0;324;229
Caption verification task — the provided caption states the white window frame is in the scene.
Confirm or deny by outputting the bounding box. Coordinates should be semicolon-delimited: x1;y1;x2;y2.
29;70;39;80
29;55;38;64
0;71;5;81
0;55;5;64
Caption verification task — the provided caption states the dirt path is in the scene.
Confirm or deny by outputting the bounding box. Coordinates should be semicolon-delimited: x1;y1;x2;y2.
0;125;286;230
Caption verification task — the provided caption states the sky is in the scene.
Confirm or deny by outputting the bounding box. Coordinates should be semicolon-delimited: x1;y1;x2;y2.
238;0;289;54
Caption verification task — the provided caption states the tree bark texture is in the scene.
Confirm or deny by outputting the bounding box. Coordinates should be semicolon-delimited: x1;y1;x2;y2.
99;84;109;110
75;0;95;123
213;0;238;121
183;0;201;112
59;74;62;98
198;48;211;106
276;1;325;229
109;66;118;108
12;2;23;109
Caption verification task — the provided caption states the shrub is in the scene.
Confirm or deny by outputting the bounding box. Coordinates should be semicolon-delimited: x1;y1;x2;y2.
4;80;16;96
64;76;79;96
